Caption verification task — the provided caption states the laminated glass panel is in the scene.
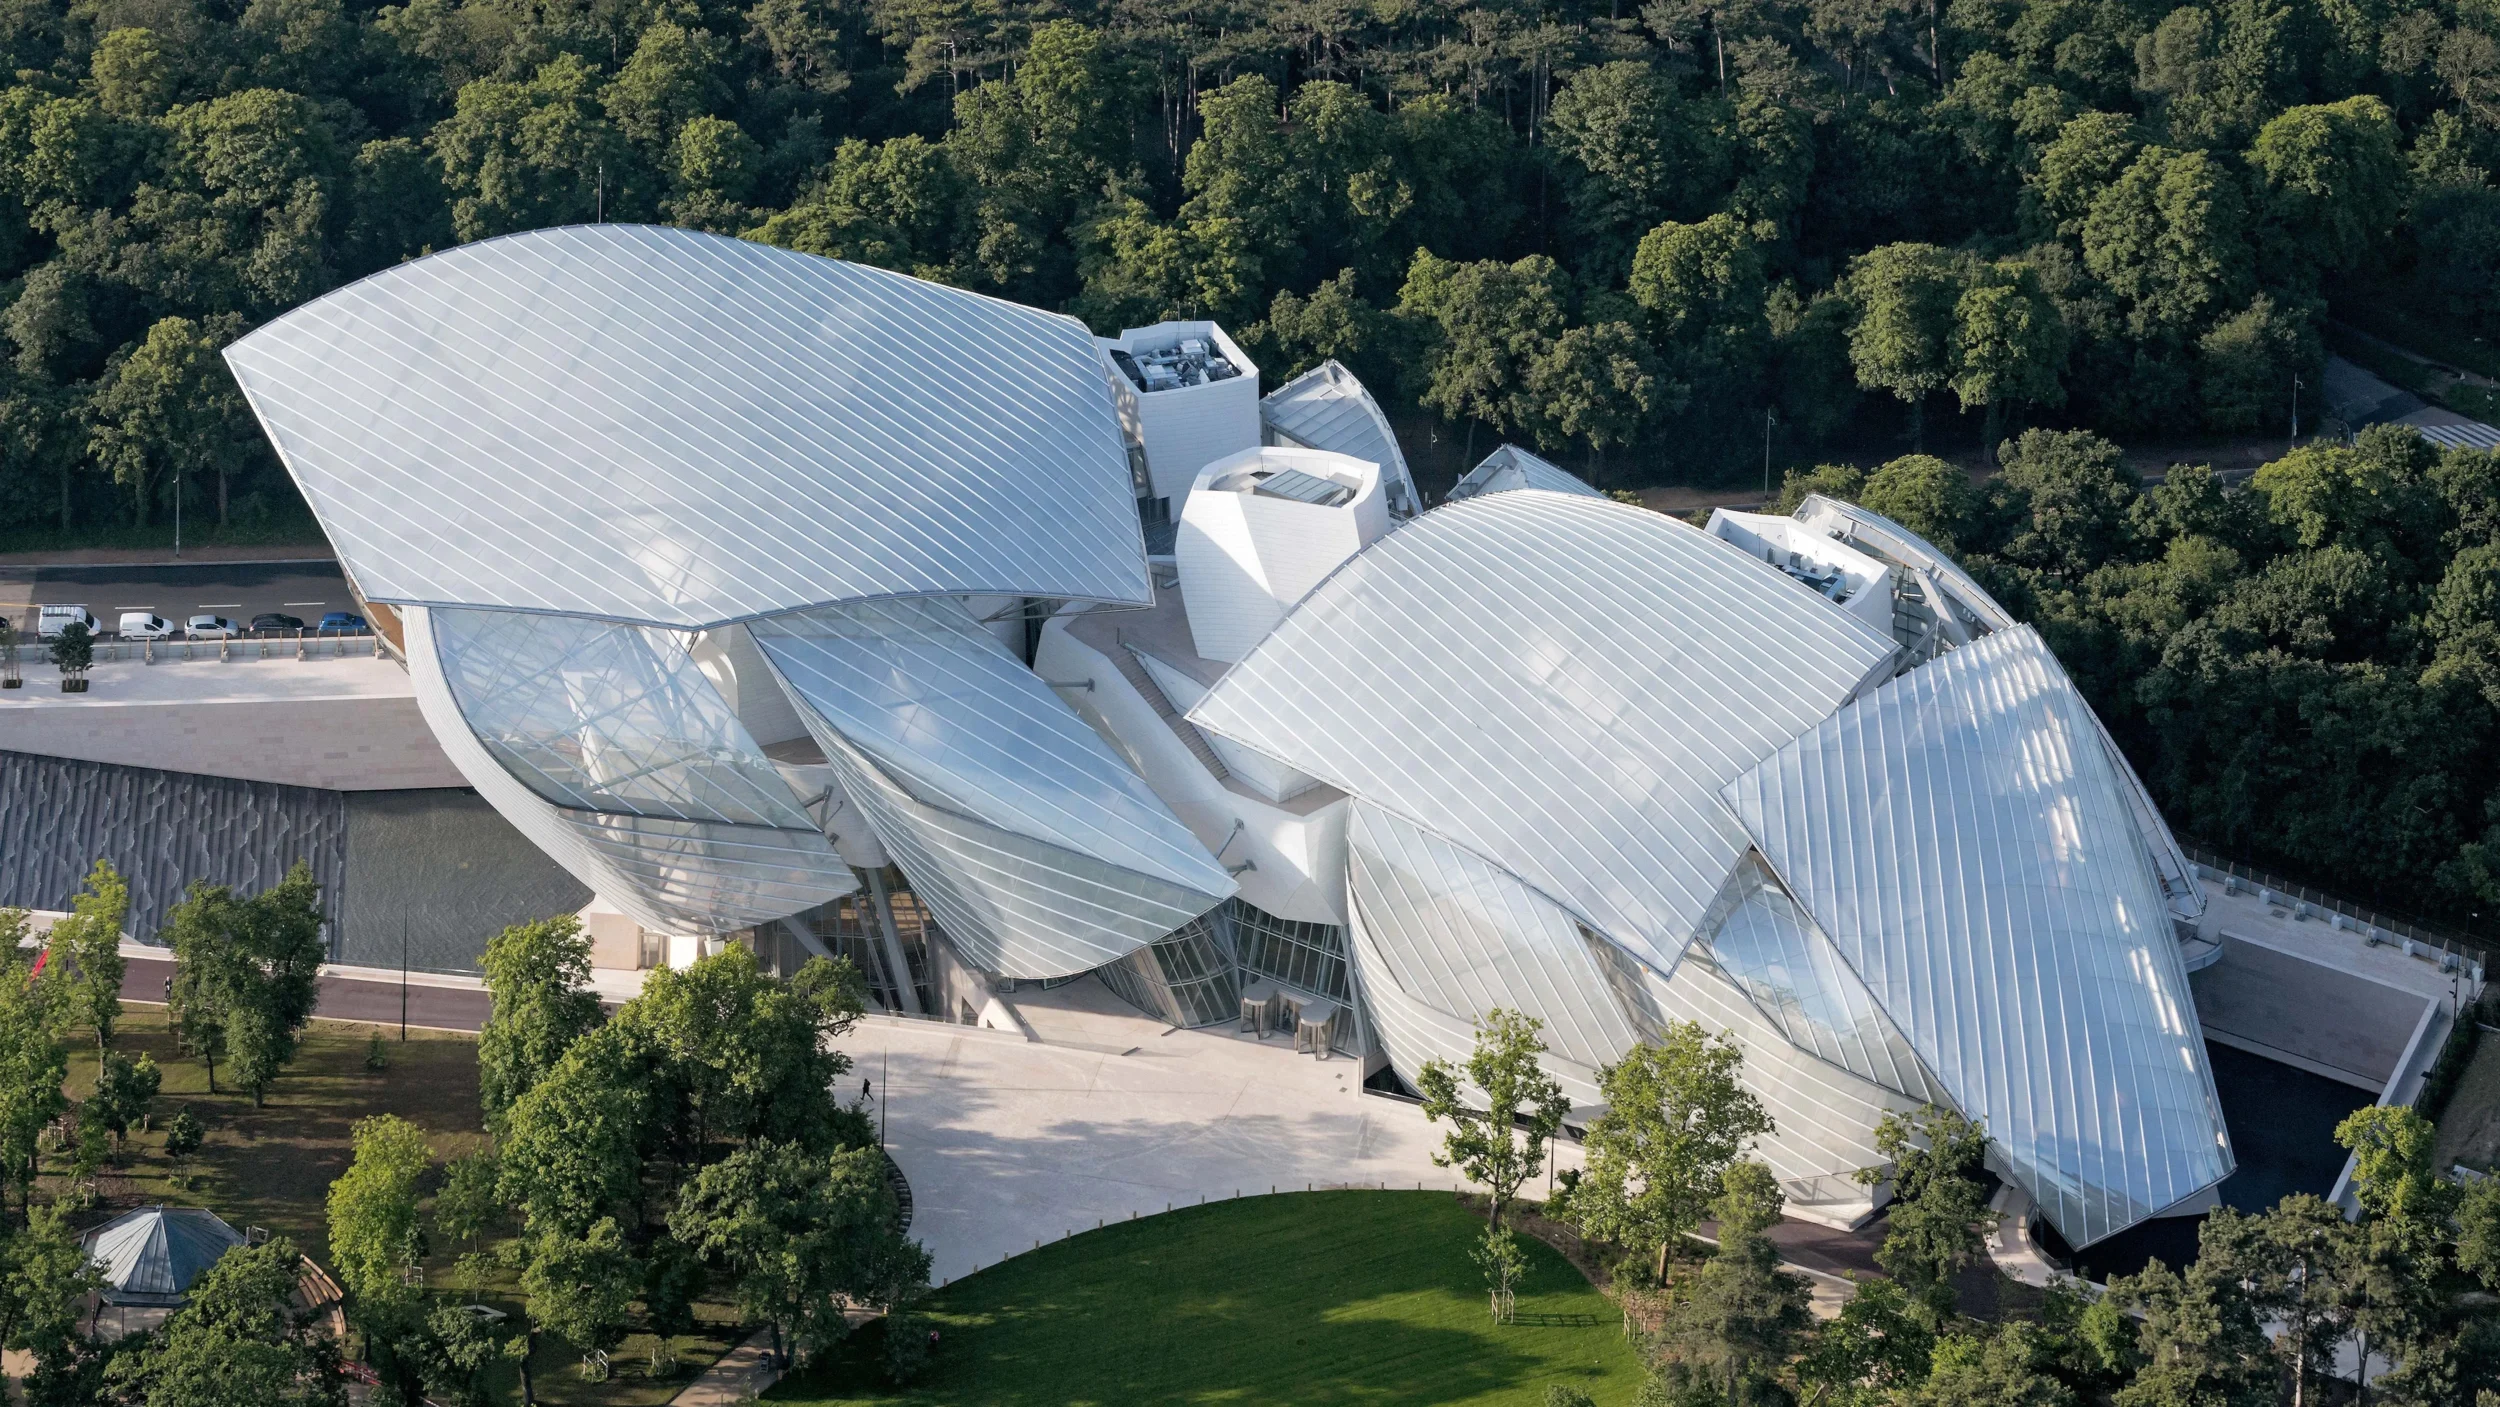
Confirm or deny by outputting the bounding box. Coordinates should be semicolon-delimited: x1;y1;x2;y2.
751;601;1235;903
224;225;1151;629
1725;625;2233;1247
1190;490;1896;974
1345;802;1641;1079
1696;855;1940;1102
432;607;815;831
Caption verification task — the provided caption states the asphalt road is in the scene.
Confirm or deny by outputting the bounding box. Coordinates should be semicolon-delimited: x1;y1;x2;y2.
0;559;351;633
121;956;494;1033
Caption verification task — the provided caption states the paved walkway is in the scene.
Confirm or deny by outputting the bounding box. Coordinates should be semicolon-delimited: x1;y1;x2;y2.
837;979;1528;1288
670;1331;780;1405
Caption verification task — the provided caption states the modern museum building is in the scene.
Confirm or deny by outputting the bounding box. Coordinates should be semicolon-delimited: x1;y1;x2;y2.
203;223;2234;1249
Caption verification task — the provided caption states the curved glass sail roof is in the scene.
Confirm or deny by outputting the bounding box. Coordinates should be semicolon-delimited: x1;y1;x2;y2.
1190;490;1897;972
1444;445;1603;502
751;599;1233;975
749;600;1235;901
1723;625;2232;1246
809;724;1228;976
1697;855;1940;1102
1345;801;1640;1095
224;225;1151;629
403;606;857;935
1260;361;1419;510
432;607;816;830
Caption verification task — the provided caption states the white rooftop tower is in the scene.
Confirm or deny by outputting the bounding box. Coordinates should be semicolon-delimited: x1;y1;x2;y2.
1174;446;1392;664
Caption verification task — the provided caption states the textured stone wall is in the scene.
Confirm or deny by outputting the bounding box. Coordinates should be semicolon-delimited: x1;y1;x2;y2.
0;752;590;973
0;749;347;938
339;790;590;974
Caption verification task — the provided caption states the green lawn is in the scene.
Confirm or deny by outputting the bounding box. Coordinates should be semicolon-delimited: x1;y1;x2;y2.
770;1190;1645;1407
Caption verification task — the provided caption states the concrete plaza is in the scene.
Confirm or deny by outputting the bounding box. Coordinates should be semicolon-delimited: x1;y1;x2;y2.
833;979;1546;1289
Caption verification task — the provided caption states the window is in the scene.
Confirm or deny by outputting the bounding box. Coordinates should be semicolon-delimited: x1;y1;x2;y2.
1228;899;1349;1000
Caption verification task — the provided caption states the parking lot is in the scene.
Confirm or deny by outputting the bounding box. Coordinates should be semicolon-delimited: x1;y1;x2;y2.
0;559;352;636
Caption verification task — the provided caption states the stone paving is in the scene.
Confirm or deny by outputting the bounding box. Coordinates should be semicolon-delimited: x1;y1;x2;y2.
832;978;1529;1289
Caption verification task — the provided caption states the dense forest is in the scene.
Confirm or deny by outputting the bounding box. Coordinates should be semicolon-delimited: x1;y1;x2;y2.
0;0;2493;534
8;0;2500;923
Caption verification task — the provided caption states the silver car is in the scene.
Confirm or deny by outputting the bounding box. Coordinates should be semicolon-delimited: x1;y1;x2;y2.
185;614;239;639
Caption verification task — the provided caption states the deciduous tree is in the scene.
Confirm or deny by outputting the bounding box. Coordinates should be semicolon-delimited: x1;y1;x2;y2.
477;915;603;1132
1556;1019;1770;1283
1417;1008;1571;1235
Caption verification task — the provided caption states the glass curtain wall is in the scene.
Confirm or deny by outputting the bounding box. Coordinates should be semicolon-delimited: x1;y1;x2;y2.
1228;899;1350;1000
800;867;938;1014
1096;912;1240;1028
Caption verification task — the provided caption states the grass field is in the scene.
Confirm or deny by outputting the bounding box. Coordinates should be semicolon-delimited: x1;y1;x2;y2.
768;1190;1645;1407
61;1006;489;1266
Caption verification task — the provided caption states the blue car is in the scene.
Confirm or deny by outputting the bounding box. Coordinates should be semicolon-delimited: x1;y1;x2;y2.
318;611;368;635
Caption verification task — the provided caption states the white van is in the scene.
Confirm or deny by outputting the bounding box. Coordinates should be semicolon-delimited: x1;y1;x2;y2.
36;606;97;640
116;612;176;641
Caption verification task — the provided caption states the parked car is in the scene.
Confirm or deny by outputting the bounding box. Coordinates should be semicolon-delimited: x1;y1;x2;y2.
185;615;238;639
318;611;367;634
36;605;97;640
250;613;304;633
116;612;176;641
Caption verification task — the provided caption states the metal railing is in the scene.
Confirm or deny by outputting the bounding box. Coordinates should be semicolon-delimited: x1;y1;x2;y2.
2181;839;2491;977
54;629;382;666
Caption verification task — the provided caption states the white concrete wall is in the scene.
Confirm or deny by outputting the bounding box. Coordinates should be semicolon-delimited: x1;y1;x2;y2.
1175;448;1388;664
693;625;810;747
1707;509;1896;637
1037;622;1348;926
1101;322;1262;503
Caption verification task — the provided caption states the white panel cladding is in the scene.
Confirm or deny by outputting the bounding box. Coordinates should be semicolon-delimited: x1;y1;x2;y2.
746;599;1235;904
1175;447;1391;665
1345;802;1643;1084
403;606;857;935
1131;649;1317;803
430;607;815;830
1100;322;1262;504
1724;625;2232;1247
1259;361;1420;515
225;225;1152;629
1444;444;1603;503
1189;490;1898;973
807;724;1226;977
1036;619;1352;927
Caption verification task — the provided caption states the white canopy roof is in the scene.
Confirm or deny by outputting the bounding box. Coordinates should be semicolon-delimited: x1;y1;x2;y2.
226;225;1151;629
1189;491;1897;972
1724;625;2232;1245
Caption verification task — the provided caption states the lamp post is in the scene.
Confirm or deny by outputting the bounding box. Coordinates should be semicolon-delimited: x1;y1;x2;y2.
1762;408;1776;500
2292;373;2304;445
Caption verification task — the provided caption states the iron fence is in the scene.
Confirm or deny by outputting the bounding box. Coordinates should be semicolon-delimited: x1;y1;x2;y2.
2180;838;2491;976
